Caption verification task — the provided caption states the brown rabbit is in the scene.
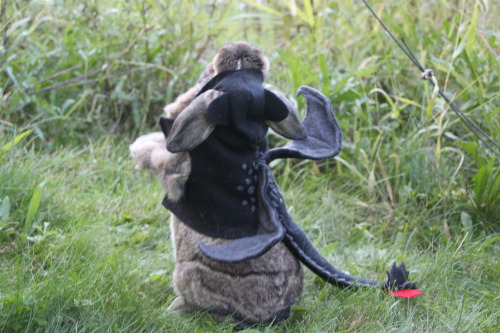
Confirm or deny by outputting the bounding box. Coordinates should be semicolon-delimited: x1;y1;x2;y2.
130;42;306;325
130;41;419;326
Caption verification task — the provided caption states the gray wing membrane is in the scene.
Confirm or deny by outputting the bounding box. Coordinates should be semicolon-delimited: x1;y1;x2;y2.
266;86;342;162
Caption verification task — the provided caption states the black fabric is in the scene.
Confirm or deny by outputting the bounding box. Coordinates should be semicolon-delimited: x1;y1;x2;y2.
199;69;289;144
199;164;285;263
162;68;289;239
384;262;417;290
163;129;267;238
159;116;174;136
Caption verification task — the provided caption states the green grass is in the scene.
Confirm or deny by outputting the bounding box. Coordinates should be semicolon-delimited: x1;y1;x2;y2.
1;0;499;332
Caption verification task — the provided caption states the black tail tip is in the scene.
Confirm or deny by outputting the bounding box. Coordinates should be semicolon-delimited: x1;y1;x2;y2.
384;262;418;290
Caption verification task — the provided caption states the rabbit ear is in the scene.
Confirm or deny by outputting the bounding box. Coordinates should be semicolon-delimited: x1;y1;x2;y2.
166;90;221;153
265;90;307;141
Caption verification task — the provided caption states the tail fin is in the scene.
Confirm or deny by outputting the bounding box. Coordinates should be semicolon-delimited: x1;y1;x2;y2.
282;216;418;290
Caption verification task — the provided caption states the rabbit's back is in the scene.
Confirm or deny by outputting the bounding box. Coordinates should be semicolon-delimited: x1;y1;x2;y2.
171;215;303;324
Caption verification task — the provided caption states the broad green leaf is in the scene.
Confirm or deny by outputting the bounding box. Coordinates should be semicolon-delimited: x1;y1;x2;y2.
472;160;500;209
458;142;486;168
460;212;473;236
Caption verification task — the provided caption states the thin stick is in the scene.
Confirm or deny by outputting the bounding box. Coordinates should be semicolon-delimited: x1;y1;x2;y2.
28;64;82;88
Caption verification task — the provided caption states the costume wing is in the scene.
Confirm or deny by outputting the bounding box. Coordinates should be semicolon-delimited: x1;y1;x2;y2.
266;86;342;162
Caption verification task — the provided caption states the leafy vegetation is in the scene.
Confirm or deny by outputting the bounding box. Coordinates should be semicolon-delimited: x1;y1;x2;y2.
1;0;499;332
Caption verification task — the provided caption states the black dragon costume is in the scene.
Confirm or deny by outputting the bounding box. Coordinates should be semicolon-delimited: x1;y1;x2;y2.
160;68;421;295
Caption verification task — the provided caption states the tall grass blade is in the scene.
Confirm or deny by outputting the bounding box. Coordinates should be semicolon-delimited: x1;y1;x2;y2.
289;2;312;27
466;1;479;56
243;0;281;16
303;0;315;27
1;129;34;156
63;90;91;120
0;196;10;227
335;157;369;184
24;181;46;234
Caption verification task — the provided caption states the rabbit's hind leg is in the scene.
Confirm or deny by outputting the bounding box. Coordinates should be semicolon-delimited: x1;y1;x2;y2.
170;217;303;324
167;296;195;315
